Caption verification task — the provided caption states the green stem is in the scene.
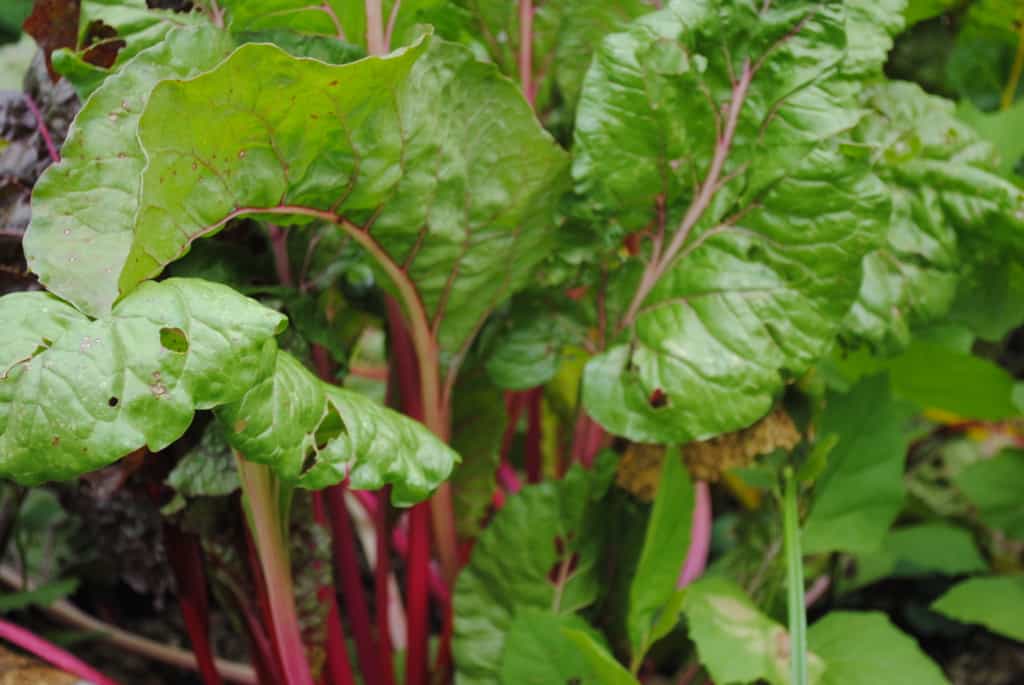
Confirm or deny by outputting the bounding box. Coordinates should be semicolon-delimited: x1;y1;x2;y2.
1002;24;1024;111
235;454;313;685
783;467;807;685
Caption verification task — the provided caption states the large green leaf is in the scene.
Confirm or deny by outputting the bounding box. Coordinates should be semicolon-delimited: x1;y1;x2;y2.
803;375;915;555
499;610;606;685
121;36;566;354
52;0;207;98
849;523;987;589
563;629;640;685
25;25;235;318
681;577;824;685
957;100;1024;176
574;1;893;443
0;278;285;484
626;447;694;657
955;450;1024;540
454;458;615;685
842;82;1024;350
217;351;457;506
809;612;949;685
932;575;1024;642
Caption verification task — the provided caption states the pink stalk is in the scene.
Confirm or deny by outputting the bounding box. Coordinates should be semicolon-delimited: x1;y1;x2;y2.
22;93;60;164
391;522;451;605
311;492;357;685
0;617;121;685
404;503;432;685
236;458;314;685
804;576;831;609
497;462;523;494
324;486;388;684
518;0;535;106
163;525;224;685
571;412;608;468
365;0;385;56
677;481;712;588
373;492;396;685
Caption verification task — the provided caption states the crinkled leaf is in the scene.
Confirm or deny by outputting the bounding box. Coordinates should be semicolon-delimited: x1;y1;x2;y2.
484;292;589;391
843;82;1024;350
932;575;1024;642
165;422;239;499
454;457;615;685
499;610;605;685
955;450;1024;540
217;351;457;506
121;36;566;354
0;278;285;484
575;1;892;443
809;612;949;685
627;446;694;656
681;576;824;685
24;24;235;317
52;0;206;98
803;375;914;555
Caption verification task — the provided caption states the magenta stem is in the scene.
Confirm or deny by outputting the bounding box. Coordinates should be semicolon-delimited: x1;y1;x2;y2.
0;617;121;685
23;94;60;164
518;0;535;106
678;481;712;588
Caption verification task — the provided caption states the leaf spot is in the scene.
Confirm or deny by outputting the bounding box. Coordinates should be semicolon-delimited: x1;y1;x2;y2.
238;150;246;159
51;436;60;446
649;388;668;408
233;419;247;433
108;397;119;407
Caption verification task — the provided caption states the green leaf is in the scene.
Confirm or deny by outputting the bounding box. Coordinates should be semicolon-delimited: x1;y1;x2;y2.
234;29;365;63
957;100;1024;176
955;450;1024;539
903;0;958;26
0;278;285;484
849;523;988;589
563;628;639;685
499;610;605;685
485;292;589;391
165;422;240;499
932;575;1024;642
450;366;506;536
575;1;892;443
454;457;615;685
217;351;457;506
948;256;1024;342
52;0;207;98
25;25;235;318
803;375;915;555
809;612;949;685
0;578;79;612
121;36;567;354
220;0;360;40
842;82;1024;350
681;577;824;685
627;447;694;657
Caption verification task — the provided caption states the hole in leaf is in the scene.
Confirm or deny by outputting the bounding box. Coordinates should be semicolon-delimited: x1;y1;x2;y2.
108;397;119;407
649;388;668;408
159;327;189;353
301;403;347;476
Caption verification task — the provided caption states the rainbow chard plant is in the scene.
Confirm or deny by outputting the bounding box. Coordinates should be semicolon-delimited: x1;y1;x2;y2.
2;0;1024;684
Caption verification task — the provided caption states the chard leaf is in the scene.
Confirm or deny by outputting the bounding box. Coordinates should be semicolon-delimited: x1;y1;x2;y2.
450;365;506;536
52;0;207;98
843;82;1024;350
499;610;605;685
809;612;949;685
803;375;915;555
575;1;892;443
122;36;566;354
849;523;987;589
217;351;458;506
0;278;285;484
681;577;824;685
165;422;239;500
627;447;694;657
955;450;1024;540
932;575;1024;642
25;25;235;318
454;457;615;685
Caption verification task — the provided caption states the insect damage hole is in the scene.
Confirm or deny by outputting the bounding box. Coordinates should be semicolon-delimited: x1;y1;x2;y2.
159;327;189;354
108;397;119;407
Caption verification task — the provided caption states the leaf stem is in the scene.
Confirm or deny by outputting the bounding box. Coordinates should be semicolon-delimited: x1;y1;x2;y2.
0;617;121;685
1002;23;1024;111
621;60;754;330
384;0;402;51
22;93;60;164
783;467;808;685
235;456;314;685
519;0;535;106
366;0;386;55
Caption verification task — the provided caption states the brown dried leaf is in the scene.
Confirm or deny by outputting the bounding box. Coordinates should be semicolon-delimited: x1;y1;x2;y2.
684;408;802;482
22;0;81;82
616;443;666;503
